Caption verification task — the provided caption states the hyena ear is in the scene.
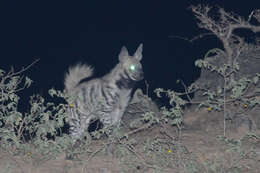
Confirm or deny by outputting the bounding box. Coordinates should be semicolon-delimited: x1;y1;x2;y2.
134;43;143;61
119;46;129;62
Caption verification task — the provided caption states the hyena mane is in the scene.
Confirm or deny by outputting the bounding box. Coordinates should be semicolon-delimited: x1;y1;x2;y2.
64;44;144;139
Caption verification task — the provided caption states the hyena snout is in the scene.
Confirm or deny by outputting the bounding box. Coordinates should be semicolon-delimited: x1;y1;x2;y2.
130;66;144;81
130;69;144;81
136;70;144;81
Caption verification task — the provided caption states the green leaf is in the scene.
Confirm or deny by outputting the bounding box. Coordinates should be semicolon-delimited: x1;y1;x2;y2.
25;77;33;88
217;86;222;94
253;76;259;85
48;88;57;97
195;59;203;68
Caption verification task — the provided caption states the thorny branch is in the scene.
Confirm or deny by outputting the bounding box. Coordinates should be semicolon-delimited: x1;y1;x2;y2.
0;59;40;93
190;5;260;65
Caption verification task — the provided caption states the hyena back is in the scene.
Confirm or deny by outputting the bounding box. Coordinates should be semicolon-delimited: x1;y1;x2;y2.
64;44;144;140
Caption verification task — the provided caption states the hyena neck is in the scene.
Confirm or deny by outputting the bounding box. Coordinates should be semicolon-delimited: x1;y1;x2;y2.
108;64;136;90
115;73;136;90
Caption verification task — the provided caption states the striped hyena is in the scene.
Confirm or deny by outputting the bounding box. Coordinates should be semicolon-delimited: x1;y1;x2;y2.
64;44;144;140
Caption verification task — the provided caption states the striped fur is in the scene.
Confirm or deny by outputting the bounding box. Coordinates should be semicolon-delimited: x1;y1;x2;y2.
64;44;144;139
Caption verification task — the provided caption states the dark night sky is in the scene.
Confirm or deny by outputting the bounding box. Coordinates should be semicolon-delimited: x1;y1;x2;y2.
0;0;259;102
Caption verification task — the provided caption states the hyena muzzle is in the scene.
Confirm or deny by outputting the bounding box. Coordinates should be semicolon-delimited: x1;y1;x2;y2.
64;44;144;140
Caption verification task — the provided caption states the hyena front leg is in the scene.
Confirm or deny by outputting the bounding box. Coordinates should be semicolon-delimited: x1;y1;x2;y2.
66;110;91;160
101;108;124;137
100;108;124;156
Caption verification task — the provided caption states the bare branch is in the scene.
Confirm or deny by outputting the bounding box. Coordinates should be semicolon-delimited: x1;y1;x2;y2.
12;58;40;76
168;33;215;43
191;5;260;66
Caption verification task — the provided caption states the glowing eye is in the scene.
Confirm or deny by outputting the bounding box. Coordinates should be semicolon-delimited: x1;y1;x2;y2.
130;65;135;71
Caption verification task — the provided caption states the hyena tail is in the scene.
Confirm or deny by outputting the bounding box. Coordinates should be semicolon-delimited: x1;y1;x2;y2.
64;63;94;92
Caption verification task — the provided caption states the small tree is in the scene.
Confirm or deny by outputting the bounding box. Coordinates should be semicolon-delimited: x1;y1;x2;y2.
191;5;260;135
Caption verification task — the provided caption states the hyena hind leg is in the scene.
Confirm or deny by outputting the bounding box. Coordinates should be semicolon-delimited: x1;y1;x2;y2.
70;116;92;142
66;117;93;160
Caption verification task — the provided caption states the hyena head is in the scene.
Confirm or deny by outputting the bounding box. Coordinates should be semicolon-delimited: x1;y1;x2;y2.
118;43;144;82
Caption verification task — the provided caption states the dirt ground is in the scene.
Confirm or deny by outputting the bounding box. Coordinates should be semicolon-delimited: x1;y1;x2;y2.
1;108;260;173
